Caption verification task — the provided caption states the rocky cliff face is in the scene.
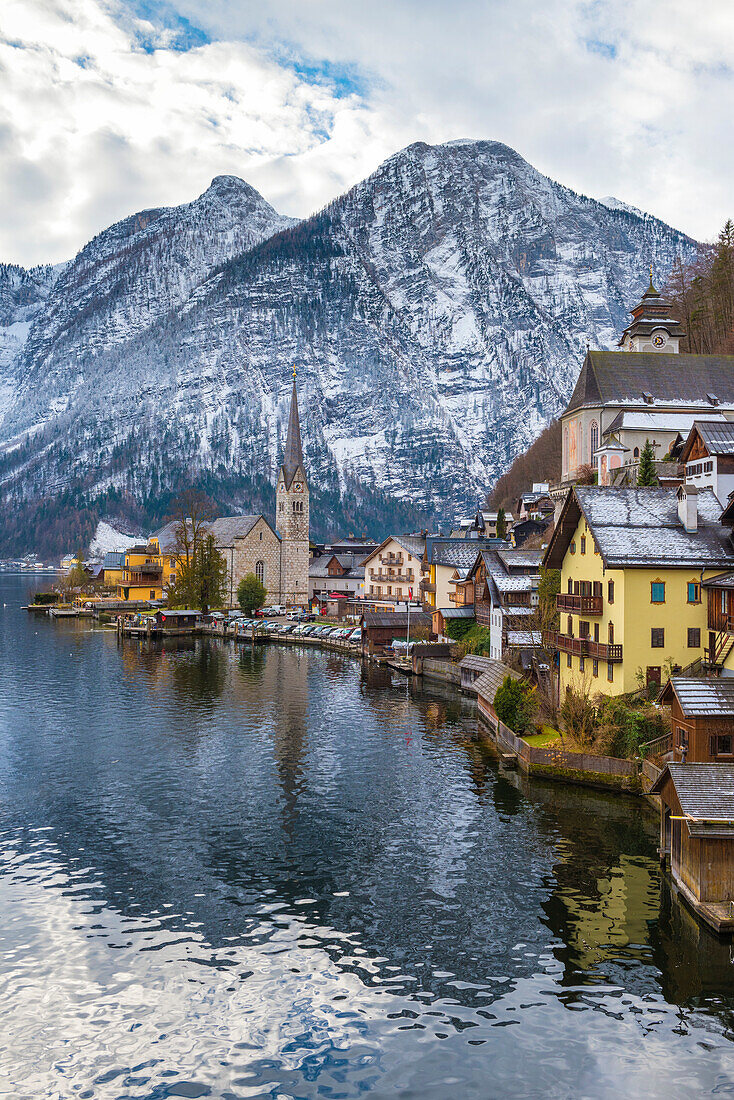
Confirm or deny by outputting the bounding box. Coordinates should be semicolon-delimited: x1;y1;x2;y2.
0;140;697;552
0;262;61;417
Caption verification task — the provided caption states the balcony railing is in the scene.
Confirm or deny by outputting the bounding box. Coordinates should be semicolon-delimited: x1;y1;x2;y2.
380;553;403;566
543;630;623;662
557;593;603;615
373;572;413;584
420;580;436;593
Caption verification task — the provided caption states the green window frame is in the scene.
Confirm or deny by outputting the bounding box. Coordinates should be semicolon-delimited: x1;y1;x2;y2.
651;581;666;604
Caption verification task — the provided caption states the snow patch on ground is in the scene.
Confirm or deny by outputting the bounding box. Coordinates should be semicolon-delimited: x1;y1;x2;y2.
89;521;142;559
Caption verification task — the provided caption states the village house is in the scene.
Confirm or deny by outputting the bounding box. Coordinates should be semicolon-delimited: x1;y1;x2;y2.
450;509;514;539
680;420;734;506
420;538;494;613
467;548;543;661
651;763;734;934
308;552;366;605
516;484;554;521
361;535;424;604
658;678;734;764
543;484;734;697
116;543;166;602
560;279;734;486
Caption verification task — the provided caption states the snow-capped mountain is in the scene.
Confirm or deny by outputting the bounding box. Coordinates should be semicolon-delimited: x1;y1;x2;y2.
0;139;697;553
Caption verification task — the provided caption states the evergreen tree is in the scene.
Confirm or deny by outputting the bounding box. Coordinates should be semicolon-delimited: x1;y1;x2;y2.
637;439;659;486
496;507;507;539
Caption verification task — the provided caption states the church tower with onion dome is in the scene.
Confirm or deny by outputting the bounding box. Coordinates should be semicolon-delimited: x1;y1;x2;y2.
275;369;310;605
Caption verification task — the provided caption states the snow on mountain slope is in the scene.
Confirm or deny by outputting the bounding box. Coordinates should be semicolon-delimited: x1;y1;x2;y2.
0;263;62;417
88;521;143;559
0;140;698;537
5;176;295;435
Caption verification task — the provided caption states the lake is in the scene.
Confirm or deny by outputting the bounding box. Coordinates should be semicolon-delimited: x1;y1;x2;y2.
2;573;734;1098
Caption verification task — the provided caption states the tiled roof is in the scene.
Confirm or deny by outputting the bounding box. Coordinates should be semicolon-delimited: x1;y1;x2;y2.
440;607;475;619
504;606;533;616
603;410;724;438
702;571;734;590
460;655;496;673
546;486;734;569
690;420;734;457
428;539;493;567
473;662;522;704
156;515;274;550
507;630;542;646
653;764;734;835
362;611;432;629
496;549;544;571
491;574;534;592
661;677;734;717
565;351;734;414
393;534;425;558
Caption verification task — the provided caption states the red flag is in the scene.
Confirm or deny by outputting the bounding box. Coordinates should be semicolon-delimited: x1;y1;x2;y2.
408;587;413;600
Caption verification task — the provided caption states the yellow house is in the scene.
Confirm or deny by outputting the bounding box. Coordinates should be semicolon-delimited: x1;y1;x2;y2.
117;542;165;602
419;539;488;611
543;485;734;696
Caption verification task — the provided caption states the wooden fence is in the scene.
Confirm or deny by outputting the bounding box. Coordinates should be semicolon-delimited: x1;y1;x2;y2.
478;696;638;782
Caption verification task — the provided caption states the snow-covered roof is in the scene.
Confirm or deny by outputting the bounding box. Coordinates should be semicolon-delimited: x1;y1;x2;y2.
507;630;542;646
566;351;734;415
545;486;734;570
603;410;725;438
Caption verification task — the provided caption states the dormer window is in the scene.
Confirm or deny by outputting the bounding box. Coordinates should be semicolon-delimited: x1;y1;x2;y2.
707;393;719;406
642;392;654;405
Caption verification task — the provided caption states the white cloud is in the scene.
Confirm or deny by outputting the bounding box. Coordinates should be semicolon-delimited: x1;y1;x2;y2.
0;0;733;265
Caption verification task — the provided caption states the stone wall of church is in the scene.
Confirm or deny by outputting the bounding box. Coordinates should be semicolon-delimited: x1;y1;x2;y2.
220;518;282;606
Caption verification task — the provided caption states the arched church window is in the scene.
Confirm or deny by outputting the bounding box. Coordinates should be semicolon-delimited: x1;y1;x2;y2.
256;560;265;584
634;446;640;459
590;421;599;459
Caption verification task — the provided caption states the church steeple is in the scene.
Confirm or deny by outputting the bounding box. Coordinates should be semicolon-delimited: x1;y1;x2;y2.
275;367;309;606
617;270;686;353
282;369;304;489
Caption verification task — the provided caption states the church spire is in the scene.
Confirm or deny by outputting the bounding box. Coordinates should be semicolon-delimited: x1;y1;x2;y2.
282;368;304;489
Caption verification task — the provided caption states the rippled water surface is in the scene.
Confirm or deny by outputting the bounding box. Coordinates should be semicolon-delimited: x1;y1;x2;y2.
3;575;734;1098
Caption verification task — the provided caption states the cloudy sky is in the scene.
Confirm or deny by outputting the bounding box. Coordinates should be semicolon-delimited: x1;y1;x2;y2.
2;0;733;266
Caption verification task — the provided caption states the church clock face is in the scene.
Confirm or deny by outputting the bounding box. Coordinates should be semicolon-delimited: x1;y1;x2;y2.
651;331;667;349
293;481;304;493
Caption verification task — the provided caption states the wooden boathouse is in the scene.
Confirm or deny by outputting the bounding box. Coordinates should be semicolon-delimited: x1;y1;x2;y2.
658;677;734;763
651;763;734;934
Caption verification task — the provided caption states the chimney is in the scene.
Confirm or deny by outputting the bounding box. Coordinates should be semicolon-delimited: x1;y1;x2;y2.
677;484;698;532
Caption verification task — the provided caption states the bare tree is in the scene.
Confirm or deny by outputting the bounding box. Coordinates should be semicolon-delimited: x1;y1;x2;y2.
169;489;217;572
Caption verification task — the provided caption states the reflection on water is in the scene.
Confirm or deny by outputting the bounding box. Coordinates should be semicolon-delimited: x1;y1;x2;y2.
3;576;734;1098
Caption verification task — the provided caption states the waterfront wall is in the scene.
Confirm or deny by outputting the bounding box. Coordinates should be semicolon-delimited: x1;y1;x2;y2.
477;696;640;792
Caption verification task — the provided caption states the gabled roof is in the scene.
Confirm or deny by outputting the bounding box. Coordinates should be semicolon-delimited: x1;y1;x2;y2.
473;661;522;704
564;351;734;415
681;420;734;463
496;549;544;571
651;764;734;835
659;677;734;718
156;515;277;551
426;538;494;568
544;486;734;570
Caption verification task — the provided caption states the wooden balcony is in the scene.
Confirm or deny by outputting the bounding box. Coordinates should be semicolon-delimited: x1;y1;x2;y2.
380;553;403;566
543;630;623;662
374;572;413;584
420;579;436;593
557;593;603;615
707;604;734;633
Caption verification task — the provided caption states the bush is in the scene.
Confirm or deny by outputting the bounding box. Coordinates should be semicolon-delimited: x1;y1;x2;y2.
445;616;475;641
560;687;671;756
32;592;58;605
457;624;493;655
494;675;537;735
